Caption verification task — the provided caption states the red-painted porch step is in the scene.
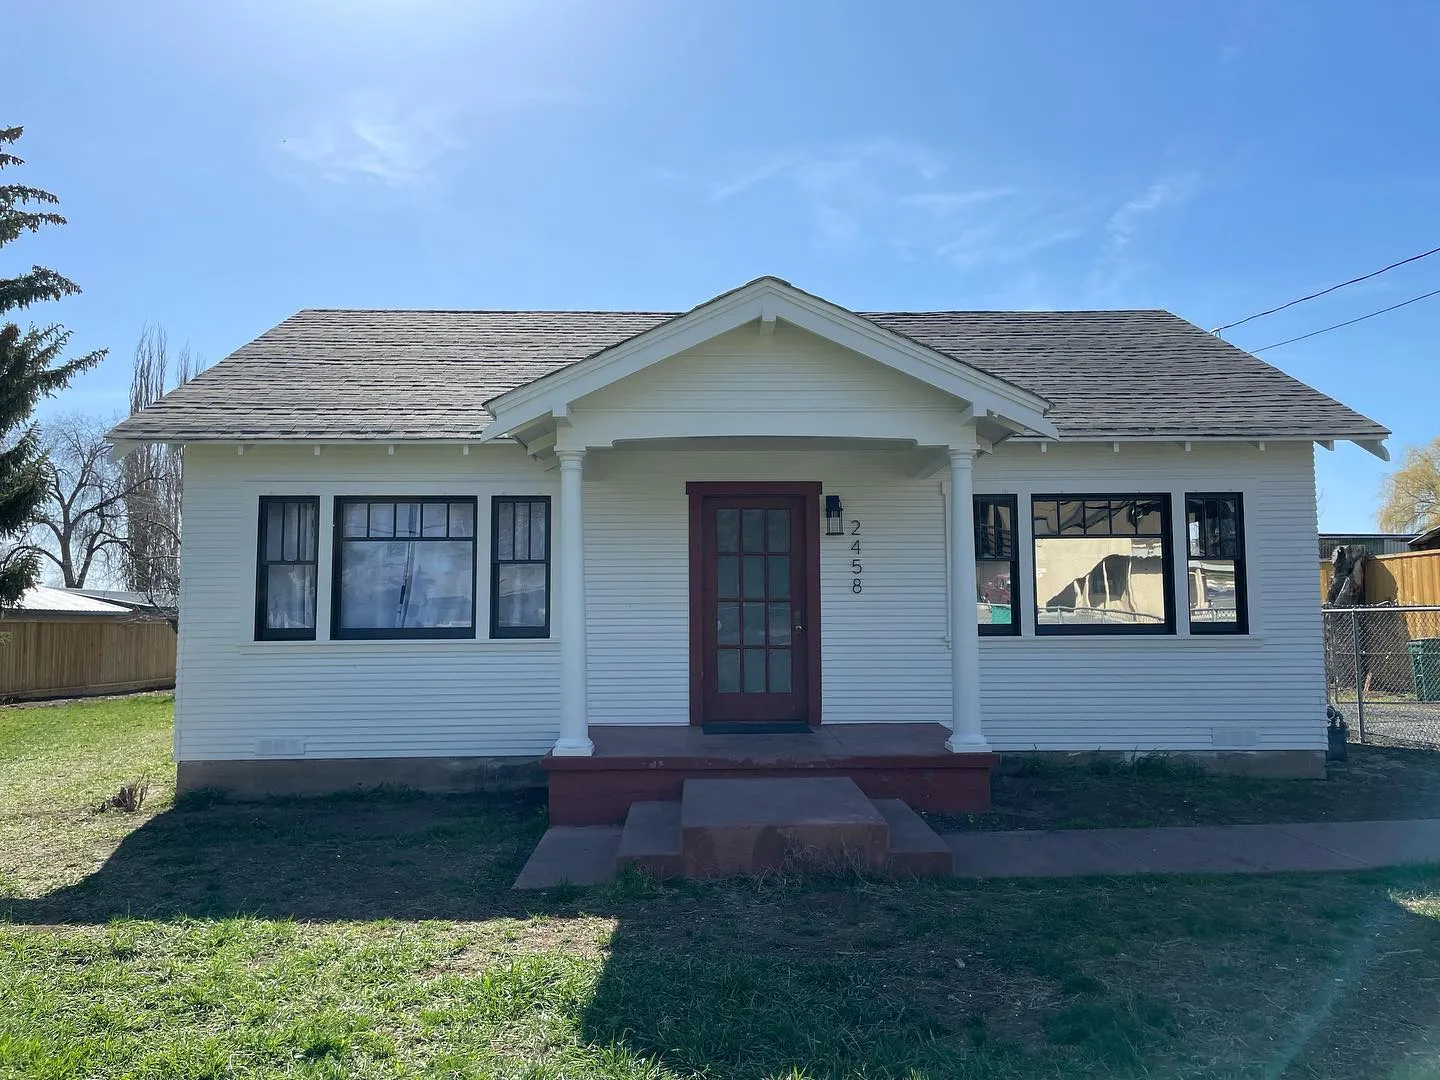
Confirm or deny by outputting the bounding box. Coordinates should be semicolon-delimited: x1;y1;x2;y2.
616;801;683;878
614;777;953;879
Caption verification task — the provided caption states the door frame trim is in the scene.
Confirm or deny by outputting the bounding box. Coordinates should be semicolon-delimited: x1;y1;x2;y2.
686;481;823;727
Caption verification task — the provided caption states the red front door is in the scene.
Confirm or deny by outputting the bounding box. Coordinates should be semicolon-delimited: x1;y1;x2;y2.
693;491;815;724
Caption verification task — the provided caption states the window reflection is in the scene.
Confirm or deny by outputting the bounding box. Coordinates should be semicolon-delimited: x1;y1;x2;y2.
1032;496;1172;633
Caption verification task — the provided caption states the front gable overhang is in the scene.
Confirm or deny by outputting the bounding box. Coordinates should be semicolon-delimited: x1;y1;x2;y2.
479;277;1058;450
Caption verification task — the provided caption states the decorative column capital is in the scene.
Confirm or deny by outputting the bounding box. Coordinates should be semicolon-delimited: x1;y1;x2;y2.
556;448;586;468
947;445;978;466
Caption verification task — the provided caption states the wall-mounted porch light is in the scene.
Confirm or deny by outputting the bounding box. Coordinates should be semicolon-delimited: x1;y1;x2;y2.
825;495;845;536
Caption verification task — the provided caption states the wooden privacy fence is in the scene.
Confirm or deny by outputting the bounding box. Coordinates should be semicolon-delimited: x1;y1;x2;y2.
1321;548;1440;609
0;615;176;702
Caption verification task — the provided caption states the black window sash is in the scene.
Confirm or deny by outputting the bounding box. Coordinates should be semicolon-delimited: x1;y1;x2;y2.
1186;492;1248;635
330;497;478;640
255;496;319;641
975;494;1020;637
490;496;552;639
1031;493;1176;636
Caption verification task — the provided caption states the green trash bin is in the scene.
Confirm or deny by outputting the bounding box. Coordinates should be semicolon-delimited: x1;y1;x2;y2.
1408;638;1440;703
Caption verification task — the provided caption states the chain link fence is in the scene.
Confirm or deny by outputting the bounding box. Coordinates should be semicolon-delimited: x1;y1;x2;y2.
1323;606;1440;748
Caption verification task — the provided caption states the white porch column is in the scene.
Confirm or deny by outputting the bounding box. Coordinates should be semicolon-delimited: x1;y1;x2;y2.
946;446;988;752
553;448;594;756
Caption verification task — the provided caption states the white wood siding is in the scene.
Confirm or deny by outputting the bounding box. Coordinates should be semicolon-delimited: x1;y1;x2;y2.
977;440;1325;751
172;328;1324;760
585;449;952;727
174;443;563;760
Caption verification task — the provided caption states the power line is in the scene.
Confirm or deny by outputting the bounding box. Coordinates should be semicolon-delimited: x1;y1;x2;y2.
1250;286;1440;352
1212;244;1440;334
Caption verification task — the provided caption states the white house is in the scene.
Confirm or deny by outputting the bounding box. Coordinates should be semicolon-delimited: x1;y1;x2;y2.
110;276;1389;822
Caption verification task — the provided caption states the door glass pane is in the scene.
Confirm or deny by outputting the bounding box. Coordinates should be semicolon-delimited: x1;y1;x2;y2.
717;556;739;599
716;649;741;693
742;649;767;693
766;509;789;552
716;602;740;645
742;556;765;598
768;602;791;645
767;556;790;600
716;509;740;553
768;650;792;693
742;602;765;645
742;509;764;552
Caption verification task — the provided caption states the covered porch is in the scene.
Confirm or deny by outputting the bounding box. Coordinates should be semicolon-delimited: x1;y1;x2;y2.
477;277;1056;830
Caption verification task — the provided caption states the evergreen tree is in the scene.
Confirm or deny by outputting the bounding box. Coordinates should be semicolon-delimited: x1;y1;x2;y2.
0;125;105;604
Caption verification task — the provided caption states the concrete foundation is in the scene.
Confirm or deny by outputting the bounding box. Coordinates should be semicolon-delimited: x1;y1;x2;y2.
176;756;546;799
994;748;1328;780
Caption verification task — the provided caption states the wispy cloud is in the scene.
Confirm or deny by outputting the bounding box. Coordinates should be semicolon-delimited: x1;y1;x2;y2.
708;139;952;250
1089;172;1202;297
710;155;802;202
937;222;1085;271
899;188;1018;215
279;96;464;187
1105;173;1200;249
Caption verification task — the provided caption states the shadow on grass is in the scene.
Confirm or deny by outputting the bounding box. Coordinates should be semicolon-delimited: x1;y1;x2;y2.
3;789;550;924
9;791;1440;1077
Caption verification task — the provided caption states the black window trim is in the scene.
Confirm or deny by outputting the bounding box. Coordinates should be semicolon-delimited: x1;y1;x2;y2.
1030;492;1177;637
975;493;1021;637
255;495;320;642
490;495;552;640
1185;491;1250;636
330;496;479;641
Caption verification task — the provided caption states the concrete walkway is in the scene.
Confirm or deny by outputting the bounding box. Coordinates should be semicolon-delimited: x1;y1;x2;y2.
515;818;1440;888
945;818;1440;878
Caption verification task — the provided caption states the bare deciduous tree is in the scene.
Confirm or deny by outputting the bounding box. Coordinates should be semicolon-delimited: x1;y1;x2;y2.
26;413;142;587
120;325;195;622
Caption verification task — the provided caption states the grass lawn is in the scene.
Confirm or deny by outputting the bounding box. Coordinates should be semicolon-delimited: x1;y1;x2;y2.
933;745;1440;832
6;699;1440;1076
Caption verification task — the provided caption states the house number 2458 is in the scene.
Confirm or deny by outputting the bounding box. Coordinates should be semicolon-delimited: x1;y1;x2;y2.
849;519;862;593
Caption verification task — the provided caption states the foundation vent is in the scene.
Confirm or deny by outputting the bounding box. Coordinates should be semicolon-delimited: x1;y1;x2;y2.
256;737;306;758
1210;728;1260;749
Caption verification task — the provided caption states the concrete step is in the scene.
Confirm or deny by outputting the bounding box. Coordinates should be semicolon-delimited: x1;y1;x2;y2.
872;798;954;877
615;801;683;878
680;776;889;877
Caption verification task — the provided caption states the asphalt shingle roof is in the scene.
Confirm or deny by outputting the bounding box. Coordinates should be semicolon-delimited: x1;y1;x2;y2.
109;307;1388;443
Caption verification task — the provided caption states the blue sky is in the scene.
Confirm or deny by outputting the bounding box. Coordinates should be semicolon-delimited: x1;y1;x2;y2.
8;0;1438;530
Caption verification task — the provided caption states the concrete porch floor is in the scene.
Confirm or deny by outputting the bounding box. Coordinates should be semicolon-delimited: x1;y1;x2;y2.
513;816;1440;889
